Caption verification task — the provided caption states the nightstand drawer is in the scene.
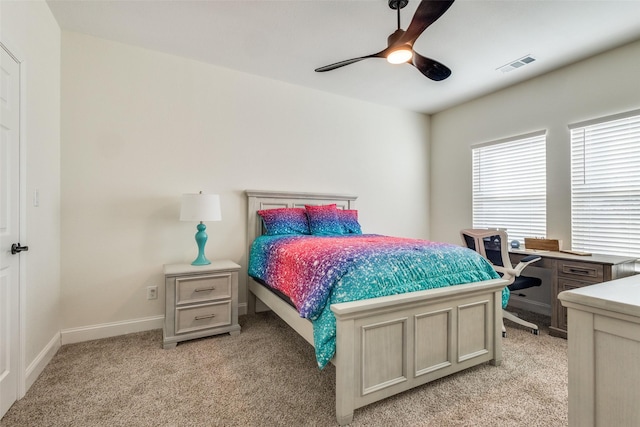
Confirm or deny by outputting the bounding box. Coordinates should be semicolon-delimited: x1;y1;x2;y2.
558;261;603;282
176;273;232;305
175;301;232;334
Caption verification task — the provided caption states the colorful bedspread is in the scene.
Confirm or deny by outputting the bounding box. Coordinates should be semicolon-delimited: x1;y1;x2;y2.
248;234;506;369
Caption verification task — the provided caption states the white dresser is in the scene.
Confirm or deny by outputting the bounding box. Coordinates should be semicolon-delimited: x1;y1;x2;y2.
163;261;241;349
558;274;640;427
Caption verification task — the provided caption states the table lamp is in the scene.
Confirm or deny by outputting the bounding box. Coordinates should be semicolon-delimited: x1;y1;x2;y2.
180;192;222;265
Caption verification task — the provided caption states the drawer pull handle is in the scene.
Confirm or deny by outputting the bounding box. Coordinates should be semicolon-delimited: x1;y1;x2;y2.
568;268;591;275
195;314;216;320
194;287;215;292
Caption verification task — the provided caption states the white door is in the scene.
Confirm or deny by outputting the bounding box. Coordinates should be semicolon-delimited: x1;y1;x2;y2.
0;45;21;419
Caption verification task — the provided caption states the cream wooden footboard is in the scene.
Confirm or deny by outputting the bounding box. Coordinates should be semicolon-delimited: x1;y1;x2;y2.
245;190;506;425
331;279;505;425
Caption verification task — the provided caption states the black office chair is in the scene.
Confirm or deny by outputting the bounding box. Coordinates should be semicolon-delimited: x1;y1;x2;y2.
461;229;542;336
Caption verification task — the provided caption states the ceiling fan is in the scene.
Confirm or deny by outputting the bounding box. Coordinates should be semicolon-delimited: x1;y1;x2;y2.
315;0;454;81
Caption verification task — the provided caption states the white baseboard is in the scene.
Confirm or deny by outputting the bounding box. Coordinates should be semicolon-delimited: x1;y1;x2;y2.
238;302;248;316
508;295;552;317
25;332;61;393
60;315;164;345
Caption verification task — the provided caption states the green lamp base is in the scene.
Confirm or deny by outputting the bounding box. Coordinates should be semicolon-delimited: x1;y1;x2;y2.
191;223;211;266
191;256;211;266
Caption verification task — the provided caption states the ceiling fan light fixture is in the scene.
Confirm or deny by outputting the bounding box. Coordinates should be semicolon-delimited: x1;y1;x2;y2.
387;46;413;64
314;0;454;81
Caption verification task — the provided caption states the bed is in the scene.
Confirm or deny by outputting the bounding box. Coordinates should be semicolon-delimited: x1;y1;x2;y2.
245;190;507;425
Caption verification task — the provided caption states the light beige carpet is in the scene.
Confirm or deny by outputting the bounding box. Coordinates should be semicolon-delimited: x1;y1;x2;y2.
1;310;567;426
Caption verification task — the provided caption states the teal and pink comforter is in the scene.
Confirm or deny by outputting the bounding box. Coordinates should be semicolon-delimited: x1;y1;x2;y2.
248;234;506;368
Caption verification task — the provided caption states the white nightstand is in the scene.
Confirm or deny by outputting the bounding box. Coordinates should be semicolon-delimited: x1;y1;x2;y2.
163;260;241;349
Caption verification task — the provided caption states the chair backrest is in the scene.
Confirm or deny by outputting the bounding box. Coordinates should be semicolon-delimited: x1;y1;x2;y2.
460;228;513;270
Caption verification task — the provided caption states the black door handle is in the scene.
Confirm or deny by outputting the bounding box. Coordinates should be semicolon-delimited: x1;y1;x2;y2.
11;243;29;254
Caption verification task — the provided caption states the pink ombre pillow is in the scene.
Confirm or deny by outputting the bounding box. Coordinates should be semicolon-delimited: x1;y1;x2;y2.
337;209;362;234
257;208;310;235
305;204;343;236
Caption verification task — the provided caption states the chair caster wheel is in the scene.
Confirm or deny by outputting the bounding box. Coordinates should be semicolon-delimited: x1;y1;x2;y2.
502;331;507;338
532;329;539;335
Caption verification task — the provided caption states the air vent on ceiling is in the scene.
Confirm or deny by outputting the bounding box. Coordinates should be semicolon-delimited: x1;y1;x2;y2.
497;55;536;73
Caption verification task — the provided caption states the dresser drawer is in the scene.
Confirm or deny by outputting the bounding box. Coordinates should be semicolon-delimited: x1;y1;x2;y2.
175;301;232;334
176;273;232;305
558;260;604;282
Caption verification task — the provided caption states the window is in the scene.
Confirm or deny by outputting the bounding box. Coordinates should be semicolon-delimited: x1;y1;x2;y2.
570;110;640;257
472;131;546;243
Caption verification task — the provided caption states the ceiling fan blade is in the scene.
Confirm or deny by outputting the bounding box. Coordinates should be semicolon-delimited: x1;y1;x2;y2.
412;52;451;81
315;50;387;72
399;0;455;46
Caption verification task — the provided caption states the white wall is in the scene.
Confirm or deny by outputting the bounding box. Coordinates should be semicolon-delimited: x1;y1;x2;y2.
60;32;430;335
1;0;61;381
430;38;640;245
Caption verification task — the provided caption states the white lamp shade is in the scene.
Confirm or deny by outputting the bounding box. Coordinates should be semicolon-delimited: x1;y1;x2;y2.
180;193;222;222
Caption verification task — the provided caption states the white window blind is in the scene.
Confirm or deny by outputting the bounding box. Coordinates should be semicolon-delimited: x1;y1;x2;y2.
472;131;546;243
570;110;640;258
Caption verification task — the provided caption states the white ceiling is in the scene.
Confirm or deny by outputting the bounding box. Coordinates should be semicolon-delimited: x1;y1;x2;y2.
47;0;640;114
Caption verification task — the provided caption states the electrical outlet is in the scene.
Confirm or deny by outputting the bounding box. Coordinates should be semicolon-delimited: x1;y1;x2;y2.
146;285;158;300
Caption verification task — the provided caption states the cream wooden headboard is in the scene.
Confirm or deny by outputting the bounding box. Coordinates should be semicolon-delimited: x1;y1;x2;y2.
245;190;358;246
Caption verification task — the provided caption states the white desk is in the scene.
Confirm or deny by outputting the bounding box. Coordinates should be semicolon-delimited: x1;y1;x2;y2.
509;248;636;338
559;276;640;426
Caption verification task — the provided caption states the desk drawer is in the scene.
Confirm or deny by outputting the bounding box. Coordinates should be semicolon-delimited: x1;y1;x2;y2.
558;261;603;282
557;278;589;332
175;301;232;334
176;273;232;305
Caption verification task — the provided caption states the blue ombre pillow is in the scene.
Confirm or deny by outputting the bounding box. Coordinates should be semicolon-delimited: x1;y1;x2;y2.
337;209;362;234
257;208;310;235
305;204;344;236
